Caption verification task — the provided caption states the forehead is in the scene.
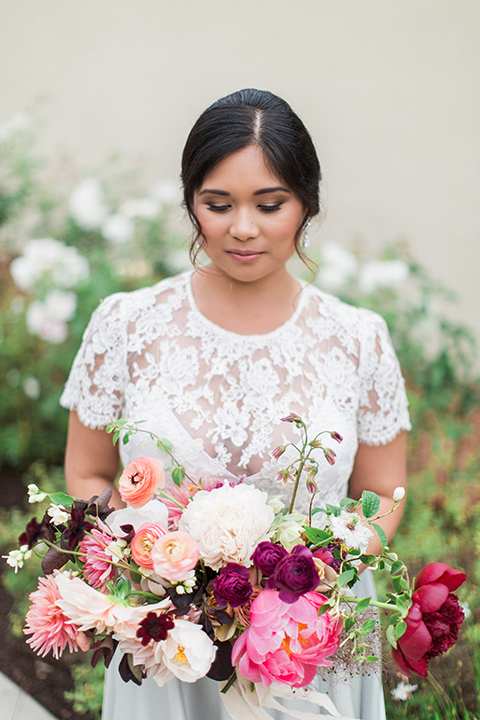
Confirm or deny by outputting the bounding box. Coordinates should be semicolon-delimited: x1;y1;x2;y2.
200;145;283;190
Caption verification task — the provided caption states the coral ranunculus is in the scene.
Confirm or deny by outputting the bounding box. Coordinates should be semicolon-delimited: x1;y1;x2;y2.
118;457;165;508
392;562;466;677
231;589;341;688
151;531;199;582
131;523;168;568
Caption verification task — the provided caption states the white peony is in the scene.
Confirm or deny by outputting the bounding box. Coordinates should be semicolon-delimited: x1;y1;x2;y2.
179;483;274;570
118;635;173;687
10;238;89;291
69;178;108;230
163;620;216;683
105;499;169;537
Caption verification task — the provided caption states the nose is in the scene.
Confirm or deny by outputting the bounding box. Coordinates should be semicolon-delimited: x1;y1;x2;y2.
229;208;260;242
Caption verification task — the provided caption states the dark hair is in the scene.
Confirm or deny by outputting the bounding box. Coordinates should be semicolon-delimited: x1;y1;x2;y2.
181;88;321;262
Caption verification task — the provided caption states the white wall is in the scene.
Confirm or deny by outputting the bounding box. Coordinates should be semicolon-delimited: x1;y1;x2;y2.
1;0;479;346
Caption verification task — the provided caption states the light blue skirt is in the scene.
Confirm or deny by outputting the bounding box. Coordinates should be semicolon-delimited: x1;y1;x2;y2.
102;570;385;720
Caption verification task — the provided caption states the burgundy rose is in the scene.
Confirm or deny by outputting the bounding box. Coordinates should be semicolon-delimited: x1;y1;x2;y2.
213;563;253;608
392;562;466;677
251;541;288;576
266;545;319;603
313;543;344;573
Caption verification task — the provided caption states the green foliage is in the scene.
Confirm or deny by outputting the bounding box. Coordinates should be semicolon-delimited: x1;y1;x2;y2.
64;662;104;719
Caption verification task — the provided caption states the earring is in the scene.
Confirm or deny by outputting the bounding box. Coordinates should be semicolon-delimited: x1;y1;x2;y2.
302;221;311;249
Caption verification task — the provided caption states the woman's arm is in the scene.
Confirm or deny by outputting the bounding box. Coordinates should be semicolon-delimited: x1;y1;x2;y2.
65;411;124;509
348;430;407;557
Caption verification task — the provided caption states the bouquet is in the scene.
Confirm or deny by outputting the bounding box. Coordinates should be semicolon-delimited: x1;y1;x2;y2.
5;414;466;719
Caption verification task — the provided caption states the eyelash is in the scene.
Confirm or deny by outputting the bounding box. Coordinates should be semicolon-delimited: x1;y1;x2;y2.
206;203;282;213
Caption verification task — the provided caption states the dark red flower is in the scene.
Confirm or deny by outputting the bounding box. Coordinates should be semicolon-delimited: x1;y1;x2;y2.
61;508;94;551
392;562;466;677
266;545;319;603
19;516;55;550
136;612;175;646
213;563;253;608
251;541;288;576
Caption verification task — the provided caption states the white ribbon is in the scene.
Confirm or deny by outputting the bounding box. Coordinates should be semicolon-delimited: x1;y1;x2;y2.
220;674;358;720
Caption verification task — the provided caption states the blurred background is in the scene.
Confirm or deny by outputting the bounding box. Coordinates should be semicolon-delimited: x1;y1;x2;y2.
0;2;479;719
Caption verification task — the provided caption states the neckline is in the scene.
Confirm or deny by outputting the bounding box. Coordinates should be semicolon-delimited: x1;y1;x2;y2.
185;270;309;340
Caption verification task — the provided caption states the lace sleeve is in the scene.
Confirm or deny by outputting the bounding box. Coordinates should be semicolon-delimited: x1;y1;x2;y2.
59;293;129;429
356;312;411;445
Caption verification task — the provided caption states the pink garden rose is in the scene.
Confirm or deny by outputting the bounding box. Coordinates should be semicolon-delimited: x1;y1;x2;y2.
231;589;341;688
151;531;199;583
118;457;165;508
131;523;168;569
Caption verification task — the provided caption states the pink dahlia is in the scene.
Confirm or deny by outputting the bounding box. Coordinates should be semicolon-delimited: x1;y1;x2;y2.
231;589;341;688
24;575;89;659
78;528;118;591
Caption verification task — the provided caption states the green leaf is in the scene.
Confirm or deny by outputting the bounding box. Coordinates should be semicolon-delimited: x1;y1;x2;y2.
390;560;404;575
113;429;120;445
158;438;174;454
49;492;73;506
359;554;377;565
336;569;356;587
172;466;185;486
326;504;341;517
344;617;355;632
303;527;331;544
129;570;142;586
355;597;371;613
395;620;407;639
361;491;381;518
311;507;326;516
122;432;133;445
386;624;398;649
392;576;403;594
371;523;388;550
366;656;379;663
317;604;330;616
361;619;376;634
339;497;356;508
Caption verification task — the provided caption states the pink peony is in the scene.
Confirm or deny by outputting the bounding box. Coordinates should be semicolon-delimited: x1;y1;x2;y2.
231;589;341;688
131;523;168;568
151;531;199;583
24;575;90;659
118;457;165;508
78;528;118;591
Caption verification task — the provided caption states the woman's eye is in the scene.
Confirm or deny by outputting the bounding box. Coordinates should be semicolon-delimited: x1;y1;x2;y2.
258;203;282;212
207;204;230;212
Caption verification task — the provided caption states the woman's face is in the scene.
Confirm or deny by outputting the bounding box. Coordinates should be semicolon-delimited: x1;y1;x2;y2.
193;145;305;284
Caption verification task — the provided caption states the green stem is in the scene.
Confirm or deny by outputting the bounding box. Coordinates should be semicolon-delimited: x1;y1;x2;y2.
347;596;397;611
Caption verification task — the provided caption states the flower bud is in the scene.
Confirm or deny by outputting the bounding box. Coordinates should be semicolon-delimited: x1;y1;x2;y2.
280;412;301;424
323;448;337;466
271;444;286;460
330;431;343;444
393;486;406;502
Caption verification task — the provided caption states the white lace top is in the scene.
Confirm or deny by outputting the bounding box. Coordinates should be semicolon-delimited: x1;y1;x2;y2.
60;271;411;513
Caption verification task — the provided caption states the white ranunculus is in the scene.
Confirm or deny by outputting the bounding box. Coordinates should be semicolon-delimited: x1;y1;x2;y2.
317;241;358;293
69;178;108;230
26;290;77;343
163;620;216;683
358;259;409;295
101;214;134;244
105;499;169;537
179;483;274;571
10;238;89;291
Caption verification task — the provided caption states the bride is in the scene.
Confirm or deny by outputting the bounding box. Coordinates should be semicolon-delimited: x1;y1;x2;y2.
61;88;410;720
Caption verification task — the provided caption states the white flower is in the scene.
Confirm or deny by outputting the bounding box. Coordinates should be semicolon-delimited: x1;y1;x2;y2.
270;512;307;551
2;546;32;572
105;499;169;537
163;620;216;683
179;483;274;571
393;486;406;502
266;495;285;515
69;178;108;230
460;600;471;620
10;238;89;291
117;635;173;687
101;214;135;244
390;681;418;701
150;180;179;206
358;259;409;295
26;290;77;344
329;510;373;553
317;241;358;293
47;504;69;525
105;539;129;561
23;377;41;400
27;484;48;503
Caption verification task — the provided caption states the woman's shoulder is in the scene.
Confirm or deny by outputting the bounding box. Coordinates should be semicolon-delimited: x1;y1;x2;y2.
304;282;389;335
94;271;191;319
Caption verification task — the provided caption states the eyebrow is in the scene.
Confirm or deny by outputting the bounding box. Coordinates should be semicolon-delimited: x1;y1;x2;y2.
197;186;291;197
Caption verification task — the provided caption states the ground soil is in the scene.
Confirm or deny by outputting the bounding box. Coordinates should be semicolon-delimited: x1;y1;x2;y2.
0;467;95;720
